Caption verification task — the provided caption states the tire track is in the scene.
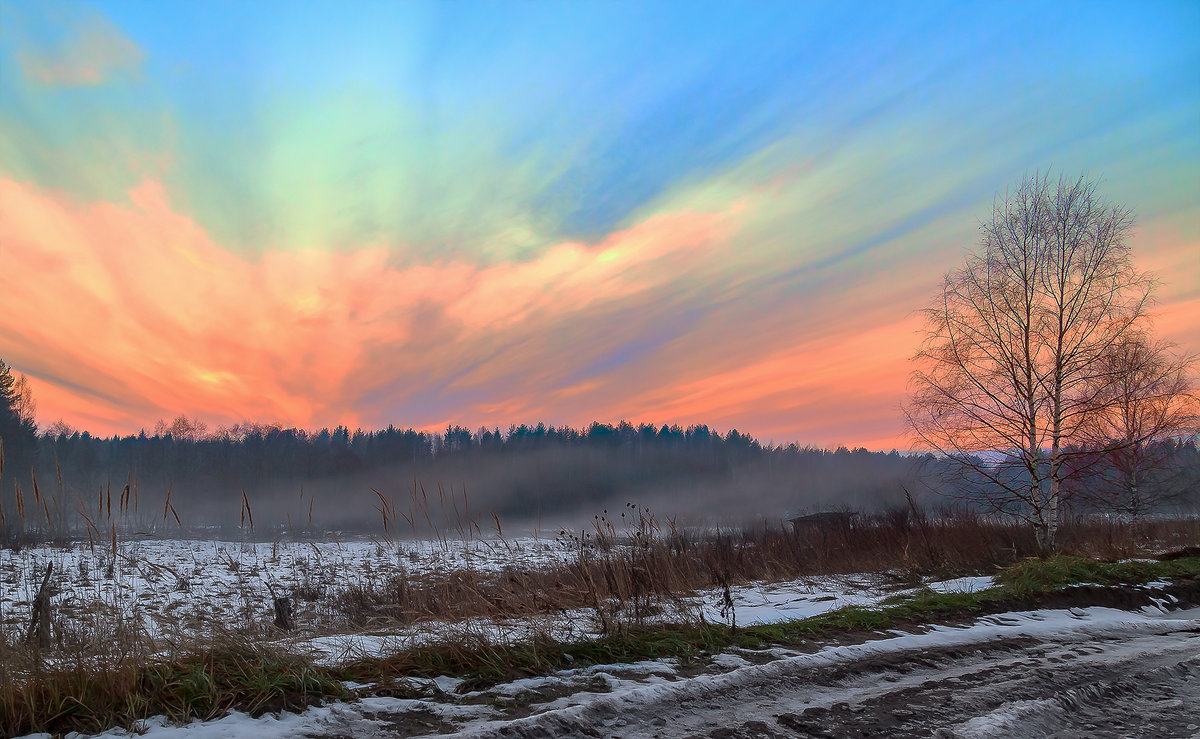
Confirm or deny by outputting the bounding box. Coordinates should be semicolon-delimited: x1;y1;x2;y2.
460;609;1200;738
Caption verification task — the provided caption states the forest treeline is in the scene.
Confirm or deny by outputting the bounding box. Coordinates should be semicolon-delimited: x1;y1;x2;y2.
3;411;1199;540
12;418;930;532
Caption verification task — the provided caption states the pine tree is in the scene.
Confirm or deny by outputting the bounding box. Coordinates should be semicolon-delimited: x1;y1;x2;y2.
0;359;39;496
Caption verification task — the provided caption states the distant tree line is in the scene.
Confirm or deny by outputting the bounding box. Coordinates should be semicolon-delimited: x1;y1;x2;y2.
2;351;1198;547
0;409;1195;541
13;416;931;531
35;417;792;486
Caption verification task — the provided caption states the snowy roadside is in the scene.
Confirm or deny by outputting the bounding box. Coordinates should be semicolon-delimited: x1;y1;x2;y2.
42;600;1199;739
284;572;998;663
23;579;1200;739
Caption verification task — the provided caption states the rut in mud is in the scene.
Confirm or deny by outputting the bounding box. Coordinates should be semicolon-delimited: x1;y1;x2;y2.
456;605;1200;738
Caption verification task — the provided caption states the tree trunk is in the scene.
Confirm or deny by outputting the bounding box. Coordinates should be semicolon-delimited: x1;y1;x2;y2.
1044;485;1058;553
1046;444;1062;554
28;562;53;648
1034;519;1051;555
273;596;293;630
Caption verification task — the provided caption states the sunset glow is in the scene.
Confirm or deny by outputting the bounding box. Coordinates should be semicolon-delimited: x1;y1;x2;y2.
2;0;1197;449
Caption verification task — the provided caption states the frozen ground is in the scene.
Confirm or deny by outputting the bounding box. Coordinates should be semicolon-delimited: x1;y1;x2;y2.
0;536;573;638
47;600;1200;738
294;571;997;664
0;537;992;651
7;538;1196;737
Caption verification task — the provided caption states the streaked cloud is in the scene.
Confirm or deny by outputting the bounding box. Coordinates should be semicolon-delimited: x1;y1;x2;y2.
0;0;1196;449
0;176;736;434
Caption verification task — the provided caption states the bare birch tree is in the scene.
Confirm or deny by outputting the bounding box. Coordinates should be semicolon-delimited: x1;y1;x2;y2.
906;172;1154;552
1071;337;1198;519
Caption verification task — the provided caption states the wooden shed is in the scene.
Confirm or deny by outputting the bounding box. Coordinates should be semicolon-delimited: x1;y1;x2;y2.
788;511;856;535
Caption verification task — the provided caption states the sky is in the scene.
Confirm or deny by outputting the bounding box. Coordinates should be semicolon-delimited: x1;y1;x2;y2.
0;0;1197;450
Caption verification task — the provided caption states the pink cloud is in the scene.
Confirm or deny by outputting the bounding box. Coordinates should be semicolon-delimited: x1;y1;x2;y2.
0;177;733;435
3;175;1194;450
618;315;922;449
1135;221;1200;351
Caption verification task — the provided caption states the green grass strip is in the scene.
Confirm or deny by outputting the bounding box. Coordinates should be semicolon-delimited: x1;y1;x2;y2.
996;554;1200;596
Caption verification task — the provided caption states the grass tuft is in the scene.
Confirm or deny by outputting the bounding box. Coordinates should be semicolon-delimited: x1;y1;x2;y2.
0;641;348;737
995;555;1200;596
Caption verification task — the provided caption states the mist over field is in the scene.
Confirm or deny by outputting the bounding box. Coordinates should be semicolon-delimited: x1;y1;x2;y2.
20;421;933;536
9;418;1196;541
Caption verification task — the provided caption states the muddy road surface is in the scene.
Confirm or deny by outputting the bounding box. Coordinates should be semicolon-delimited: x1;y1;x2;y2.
458;607;1200;739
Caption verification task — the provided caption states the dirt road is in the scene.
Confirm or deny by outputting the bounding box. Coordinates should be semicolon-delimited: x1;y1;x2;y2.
148;603;1200;738
460;607;1200;738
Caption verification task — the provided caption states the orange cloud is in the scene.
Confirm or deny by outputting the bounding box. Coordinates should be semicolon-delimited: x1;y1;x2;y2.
1136;221;1200;351
0;177;733;435
3;174;1195;450
444;211;729;332
17;9;143;86
621;315;922;449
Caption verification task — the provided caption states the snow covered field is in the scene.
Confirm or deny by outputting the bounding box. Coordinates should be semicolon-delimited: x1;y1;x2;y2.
293;570;996;663
0;536;993;652
0;536;573;639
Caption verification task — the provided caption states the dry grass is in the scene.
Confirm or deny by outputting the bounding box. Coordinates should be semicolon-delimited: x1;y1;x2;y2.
326;500;1200;634
7;551;1199;737
0;635;346;736
3;472;1200;736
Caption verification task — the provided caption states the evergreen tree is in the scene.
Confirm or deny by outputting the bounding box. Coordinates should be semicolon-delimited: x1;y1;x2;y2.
0;359;39;495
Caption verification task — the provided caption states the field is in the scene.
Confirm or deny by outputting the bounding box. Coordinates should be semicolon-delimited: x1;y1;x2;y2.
2;508;1199;737
0;534;996;657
